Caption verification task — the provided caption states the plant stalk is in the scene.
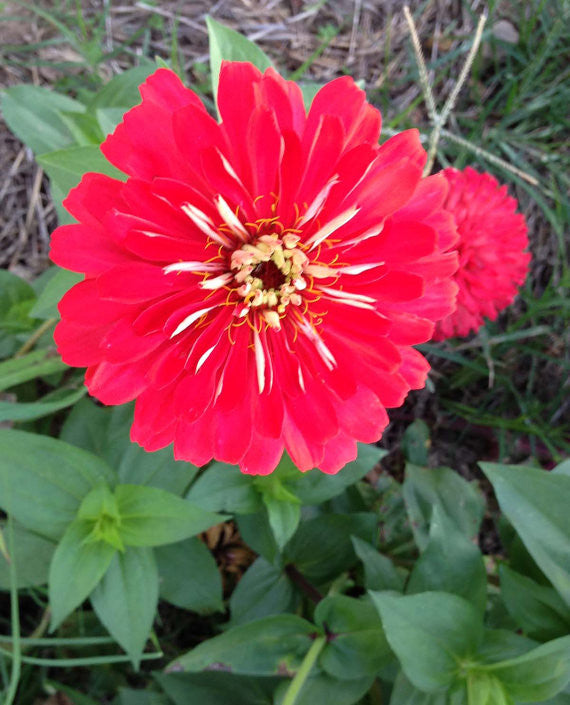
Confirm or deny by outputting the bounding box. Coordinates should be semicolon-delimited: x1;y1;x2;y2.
281;635;326;705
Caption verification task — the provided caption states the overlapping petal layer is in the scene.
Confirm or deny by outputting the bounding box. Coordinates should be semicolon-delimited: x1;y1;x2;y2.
51;63;459;474
433;167;530;340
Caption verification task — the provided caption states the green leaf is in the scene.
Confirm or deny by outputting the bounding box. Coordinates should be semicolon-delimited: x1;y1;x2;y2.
407;505;487;614
58;110;104;146
187;462;262;514
476;630;538;665
171;614;317;676
115;485;224;547
0;429;115;541
206;16;274;108
274;671;375;705
38;146;125;203
0;348;66;392
77;484;124;551
90;547;158;668
480;635;570;702
155;672;279;705
155;537;223;614
285;513;377;584
0;269;37;356
403;464;486;550
119;690;169;705
499;565;570;640
0;521;55;589
96;107;128;136
370;591;484;692
87;63;156;109
467;672;513;705
351;536;404;591
0;384;86;422
553;460;570;478
263;495;301;552
481;463;570;607
29;267;83;320
237;510;279;564
402;420;430;466
286;445;387;505
49;520;116;629
390;671;451;705
228;557;297;626
61;401;198;495
315;595;391;679
1;85;85;154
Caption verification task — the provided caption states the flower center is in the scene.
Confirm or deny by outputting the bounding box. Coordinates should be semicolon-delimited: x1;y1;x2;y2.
230;233;309;329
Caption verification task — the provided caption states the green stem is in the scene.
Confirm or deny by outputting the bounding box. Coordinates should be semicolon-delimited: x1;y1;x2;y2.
0;649;162;668
281;636;326;705
14;318;57;358
4;515;21;705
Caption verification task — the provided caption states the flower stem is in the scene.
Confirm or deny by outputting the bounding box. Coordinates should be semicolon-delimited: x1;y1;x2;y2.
281;635;326;705
4;514;21;705
14;318;57;358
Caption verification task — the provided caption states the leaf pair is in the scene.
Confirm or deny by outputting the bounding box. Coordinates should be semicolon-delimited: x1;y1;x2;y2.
373;591;570;704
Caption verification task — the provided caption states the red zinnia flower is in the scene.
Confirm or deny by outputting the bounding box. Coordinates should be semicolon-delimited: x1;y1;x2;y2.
433;167;530;340
51;62;458;474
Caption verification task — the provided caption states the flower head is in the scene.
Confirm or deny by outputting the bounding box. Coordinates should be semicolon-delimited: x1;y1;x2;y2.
433;167;530;340
51;62;458;474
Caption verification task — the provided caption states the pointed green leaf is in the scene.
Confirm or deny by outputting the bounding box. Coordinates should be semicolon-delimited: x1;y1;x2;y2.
29;267;83;320
170;614;317;676
263;495;301;552
370;591;484;692
389;670;451;705
91;547;158;668
1;84;85;154
407;505;487;614
206;16;273;108
315;595;391;679
87;63;157;109
481;635;570;702
0;384;86;422
285;513;377;584
186;461;262;514
49;520;116;629
402;420;430;466
156;537;223;614
403;464;485;550
286;445;387;505
0;521;54;589
0;429;115;541
37;145;125;201
155;672;279;705
229;557;298;627
467;672;513;705
115;485;224;547
481;463;570;607
0;348;66;392
61;401;198;495
500;565;570;640
351;536;404;591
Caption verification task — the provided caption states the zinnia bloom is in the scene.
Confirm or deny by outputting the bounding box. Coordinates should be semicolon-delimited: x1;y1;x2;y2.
433;167;530;340
51;62;458;474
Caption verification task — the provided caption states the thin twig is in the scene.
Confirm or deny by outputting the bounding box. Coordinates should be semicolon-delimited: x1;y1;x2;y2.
440;128;539;185
440;12;487;125
14;318;57;358
403;6;437;121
